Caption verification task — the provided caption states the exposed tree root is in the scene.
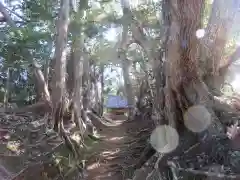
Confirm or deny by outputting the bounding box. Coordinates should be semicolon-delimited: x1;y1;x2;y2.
87;111;120;128
167;160;240;179
134;143;156;170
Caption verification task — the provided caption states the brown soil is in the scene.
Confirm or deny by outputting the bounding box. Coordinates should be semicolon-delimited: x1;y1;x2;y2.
0;113;150;180
86;114;132;180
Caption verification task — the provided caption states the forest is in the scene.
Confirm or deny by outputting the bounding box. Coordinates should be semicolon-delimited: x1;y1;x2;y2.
0;0;240;179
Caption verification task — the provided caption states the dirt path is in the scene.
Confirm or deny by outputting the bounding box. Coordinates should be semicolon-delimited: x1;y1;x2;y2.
86;116;131;180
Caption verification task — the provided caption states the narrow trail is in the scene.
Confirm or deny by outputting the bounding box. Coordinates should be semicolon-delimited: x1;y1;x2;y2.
86;115;133;180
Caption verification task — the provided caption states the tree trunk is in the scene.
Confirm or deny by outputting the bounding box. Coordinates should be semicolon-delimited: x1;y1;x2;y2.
119;25;135;117
202;0;240;93
44;41;53;88
161;0;240;137
81;48;96;134
44;58;50;88
72;35;86;135
51;0;70;132
66;50;74;97
93;78;100;114
121;57;135;106
70;0;89;136
32;62;51;103
99;64;104;116
163;0;203;127
82;50;90;113
88;63;103;116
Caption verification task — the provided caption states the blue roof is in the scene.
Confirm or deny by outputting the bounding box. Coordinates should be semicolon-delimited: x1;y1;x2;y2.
106;95;130;108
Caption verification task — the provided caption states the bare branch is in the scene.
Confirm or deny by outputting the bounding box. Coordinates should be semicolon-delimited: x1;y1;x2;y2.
4;6;29;22
0;2;16;28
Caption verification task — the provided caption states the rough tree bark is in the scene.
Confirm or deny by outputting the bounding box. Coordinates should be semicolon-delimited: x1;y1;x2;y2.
133;1;240;179
152;0;240;163
120;0;240;130
201;0;240;95
163;0;205;129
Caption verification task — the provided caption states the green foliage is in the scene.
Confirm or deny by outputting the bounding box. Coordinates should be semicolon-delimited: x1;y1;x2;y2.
0;0;56;104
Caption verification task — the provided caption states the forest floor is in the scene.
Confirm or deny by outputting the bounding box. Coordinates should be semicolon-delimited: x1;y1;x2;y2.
86;114;135;180
0;112;153;180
